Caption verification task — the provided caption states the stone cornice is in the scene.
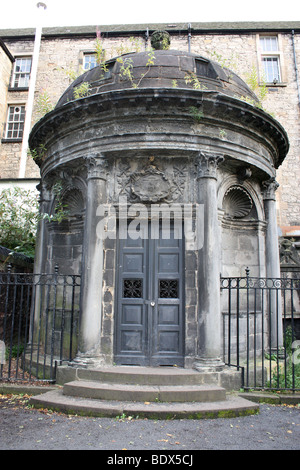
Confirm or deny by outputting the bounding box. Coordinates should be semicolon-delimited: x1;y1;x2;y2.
29;88;289;173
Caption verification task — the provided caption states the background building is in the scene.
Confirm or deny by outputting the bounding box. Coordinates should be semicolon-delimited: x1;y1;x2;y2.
0;21;299;246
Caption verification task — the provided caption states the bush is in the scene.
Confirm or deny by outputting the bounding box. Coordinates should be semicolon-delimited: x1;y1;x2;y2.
0;187;39;259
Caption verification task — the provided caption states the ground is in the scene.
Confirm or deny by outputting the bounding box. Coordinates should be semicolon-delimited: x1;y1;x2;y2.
0;392;299;451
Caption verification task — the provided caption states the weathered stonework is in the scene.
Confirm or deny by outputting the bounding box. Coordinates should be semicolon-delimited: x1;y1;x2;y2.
28;47;289;368
1;25;299;231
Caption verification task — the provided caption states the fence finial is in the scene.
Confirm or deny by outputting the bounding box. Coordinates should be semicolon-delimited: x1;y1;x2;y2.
245;266;250;277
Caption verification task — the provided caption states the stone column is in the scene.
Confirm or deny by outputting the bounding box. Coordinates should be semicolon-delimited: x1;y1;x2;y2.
194;152;225;372
262;177;283;351
34;181;51;275
74;154;108;366
32;181;51;344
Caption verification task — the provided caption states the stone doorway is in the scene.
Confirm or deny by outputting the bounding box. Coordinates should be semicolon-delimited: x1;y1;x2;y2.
114;221;185;366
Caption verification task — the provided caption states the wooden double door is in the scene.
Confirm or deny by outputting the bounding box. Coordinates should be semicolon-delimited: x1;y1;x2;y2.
115;223;184;366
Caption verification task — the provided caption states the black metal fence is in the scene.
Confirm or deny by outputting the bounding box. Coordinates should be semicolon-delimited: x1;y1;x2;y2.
221;269;300;392
0;265;81;383
1;263;300;391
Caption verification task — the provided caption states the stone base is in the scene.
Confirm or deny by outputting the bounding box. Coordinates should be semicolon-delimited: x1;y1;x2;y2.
56;364;243;391
193;357;225;373
68;353;106;369
31;364;256;419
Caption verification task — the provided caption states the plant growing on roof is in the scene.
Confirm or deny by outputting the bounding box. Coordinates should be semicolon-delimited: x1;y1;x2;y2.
73;81;91;99
95;27;108;76
189;106;204;123
117;49;155;88
184;71;208;90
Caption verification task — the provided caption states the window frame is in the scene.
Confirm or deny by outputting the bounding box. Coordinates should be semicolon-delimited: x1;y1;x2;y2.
257;34;286;86
83;52;97;71
10;56;32;89
3;104;26;141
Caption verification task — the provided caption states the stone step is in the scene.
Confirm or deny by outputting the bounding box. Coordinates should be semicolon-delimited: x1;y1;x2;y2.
56;365;242;390
63;380;227;403
29;389;259;419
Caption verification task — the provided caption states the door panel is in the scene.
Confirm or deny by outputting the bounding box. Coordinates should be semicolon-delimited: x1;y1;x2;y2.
115;222;184;366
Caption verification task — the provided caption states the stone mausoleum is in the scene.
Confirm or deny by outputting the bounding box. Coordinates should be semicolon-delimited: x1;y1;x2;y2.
29;32;289;375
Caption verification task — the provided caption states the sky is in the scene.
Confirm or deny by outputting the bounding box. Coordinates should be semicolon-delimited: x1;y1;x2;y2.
0;0;299;29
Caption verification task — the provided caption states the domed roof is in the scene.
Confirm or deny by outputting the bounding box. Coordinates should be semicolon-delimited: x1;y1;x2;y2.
55;49;258;108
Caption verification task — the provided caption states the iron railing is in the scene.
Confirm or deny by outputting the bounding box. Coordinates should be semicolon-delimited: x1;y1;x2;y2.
0;265;81;383
1;264;299;391
221;269;300;392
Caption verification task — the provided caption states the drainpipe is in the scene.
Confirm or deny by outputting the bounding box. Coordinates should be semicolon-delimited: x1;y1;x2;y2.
19;2;47;178
145;28;149;50
188;23;192;53
292;30;300;109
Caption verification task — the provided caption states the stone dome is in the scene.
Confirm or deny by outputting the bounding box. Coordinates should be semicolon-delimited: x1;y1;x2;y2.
29;47;289;174
55;49;259;108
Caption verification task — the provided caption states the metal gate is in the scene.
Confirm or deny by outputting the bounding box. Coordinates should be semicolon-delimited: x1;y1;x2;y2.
115;222;184;366
221;270;300;391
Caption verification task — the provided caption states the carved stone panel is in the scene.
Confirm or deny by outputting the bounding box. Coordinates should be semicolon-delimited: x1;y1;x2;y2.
131;168;170;202
115;157;189;204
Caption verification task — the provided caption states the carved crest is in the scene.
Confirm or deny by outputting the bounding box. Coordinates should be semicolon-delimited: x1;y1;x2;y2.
130;167;170;202
116;157;187;203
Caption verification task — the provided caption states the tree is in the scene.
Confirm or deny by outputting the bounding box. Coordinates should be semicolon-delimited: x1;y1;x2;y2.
0;187;39;259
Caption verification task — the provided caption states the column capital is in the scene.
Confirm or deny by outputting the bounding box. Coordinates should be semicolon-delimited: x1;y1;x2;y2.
84;153;108;181
262;177;279;201
196;152;224;180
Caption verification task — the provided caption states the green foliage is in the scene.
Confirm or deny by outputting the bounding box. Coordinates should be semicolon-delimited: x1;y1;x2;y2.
117;49;155;88
73;81;91;99
0;187;39;259
267;327;300;389
117;56;135;85
184;72;208;91
35;90;55;121
5;344;24;360
219;129;227;139
151;30;170;50
189;106;204;123
244;65;268;106
28;143;47;162
208;50;239;74
114;37;144;57
128;36;143;52
95;30;108;76
40;182;70;224
0;184;70;260
63;66;83;83
235;65;270;112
